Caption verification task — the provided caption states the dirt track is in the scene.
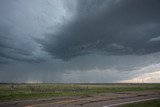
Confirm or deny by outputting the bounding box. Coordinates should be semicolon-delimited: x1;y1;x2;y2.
0;90;160;107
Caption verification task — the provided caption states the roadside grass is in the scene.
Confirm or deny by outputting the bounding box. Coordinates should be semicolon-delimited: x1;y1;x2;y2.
120;99;160;107
0;83;160;102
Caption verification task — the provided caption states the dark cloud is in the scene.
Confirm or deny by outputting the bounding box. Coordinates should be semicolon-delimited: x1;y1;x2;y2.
39;0;160;60
1;0;160;83
0;26;44;63
0;0;76;64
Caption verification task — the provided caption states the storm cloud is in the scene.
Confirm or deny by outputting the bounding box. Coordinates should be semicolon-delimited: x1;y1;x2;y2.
40;0;160;60
0;0;160;83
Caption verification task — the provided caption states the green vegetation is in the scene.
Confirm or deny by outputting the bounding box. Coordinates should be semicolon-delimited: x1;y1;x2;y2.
120;99;160;107
0;83;160;102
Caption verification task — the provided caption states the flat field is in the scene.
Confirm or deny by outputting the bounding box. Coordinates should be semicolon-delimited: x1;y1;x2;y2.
0;83;160;102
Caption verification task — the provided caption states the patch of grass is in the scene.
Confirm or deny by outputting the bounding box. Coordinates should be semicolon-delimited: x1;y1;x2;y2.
0;83;160;102
120;99;160;107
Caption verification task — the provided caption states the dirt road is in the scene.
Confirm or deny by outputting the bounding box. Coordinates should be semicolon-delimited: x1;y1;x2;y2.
0;90;160;107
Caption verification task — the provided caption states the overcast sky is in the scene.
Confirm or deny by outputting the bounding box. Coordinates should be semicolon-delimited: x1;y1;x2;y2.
0;0;160;83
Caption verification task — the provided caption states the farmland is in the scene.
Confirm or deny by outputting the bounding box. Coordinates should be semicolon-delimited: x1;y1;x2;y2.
0;83;160;102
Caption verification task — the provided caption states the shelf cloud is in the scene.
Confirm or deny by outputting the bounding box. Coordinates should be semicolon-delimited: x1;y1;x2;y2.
0;0;160;83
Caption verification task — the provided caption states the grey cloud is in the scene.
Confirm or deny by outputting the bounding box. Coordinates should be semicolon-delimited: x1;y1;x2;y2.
0;25;44;63
1;52;160;83
149;34;160;42
0;0;59;63
40;0;160;60
1;0;160;83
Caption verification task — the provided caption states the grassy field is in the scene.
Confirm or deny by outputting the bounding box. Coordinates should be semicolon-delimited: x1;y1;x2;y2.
120;98;160;107
0;83;160;102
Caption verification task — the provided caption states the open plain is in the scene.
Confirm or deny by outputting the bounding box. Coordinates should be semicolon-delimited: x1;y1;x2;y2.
0;83;160;107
